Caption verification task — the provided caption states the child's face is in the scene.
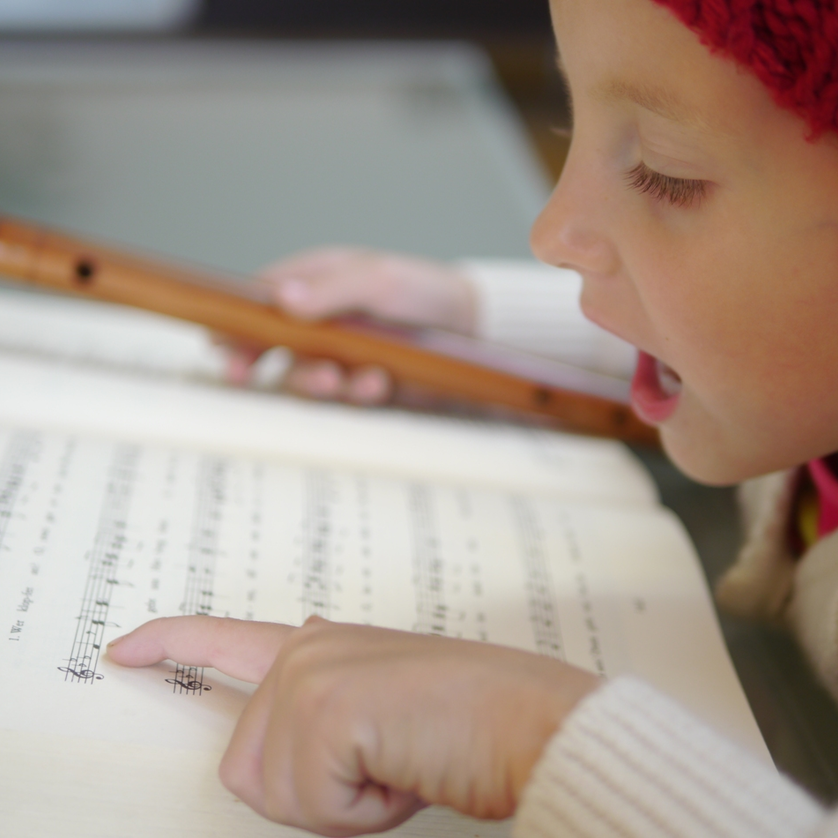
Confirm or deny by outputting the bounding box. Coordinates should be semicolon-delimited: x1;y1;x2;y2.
533;0;838;484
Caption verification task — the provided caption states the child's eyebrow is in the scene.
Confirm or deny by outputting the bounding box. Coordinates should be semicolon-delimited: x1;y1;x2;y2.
554;51;716;134
592;79;713;131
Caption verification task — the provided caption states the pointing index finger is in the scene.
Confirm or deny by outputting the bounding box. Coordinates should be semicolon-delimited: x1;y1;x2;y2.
107;616;296;684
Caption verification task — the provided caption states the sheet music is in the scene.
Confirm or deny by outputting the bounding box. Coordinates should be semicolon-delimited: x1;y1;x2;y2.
0;425;764;761
0;290;767;837
0;360;657;517
0;289;658;502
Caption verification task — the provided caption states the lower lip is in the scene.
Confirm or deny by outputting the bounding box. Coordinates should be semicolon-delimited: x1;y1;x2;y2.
631;351;681;425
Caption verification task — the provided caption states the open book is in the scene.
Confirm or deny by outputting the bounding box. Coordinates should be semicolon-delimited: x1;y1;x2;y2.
0;289;767;836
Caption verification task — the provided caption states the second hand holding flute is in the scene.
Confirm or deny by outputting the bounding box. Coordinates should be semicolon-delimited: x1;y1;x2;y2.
0;215;658;445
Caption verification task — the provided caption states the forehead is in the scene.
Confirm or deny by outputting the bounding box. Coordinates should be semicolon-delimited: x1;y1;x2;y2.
549;0;764;137
555;50;718;134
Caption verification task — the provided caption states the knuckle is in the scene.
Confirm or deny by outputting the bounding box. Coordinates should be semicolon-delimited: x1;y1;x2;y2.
279;653;341;714
302;614;327;628
261;779;300;827
217;750;247;800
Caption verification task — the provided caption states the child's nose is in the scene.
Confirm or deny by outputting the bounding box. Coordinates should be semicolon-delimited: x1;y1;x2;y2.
530;146;619;277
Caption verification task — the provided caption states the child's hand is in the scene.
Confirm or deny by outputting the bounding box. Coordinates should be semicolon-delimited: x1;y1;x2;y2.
108;615;600;836
231;248;478;404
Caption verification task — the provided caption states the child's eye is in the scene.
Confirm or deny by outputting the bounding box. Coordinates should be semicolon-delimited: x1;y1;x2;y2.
625;162;706;208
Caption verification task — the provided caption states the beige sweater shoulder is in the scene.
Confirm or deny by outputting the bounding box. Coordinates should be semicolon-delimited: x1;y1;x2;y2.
717;468;838;699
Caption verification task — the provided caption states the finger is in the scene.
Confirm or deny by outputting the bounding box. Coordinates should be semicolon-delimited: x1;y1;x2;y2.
260;249;477;333
107;616;295;683
210;334;269;386
270;267;389;321
218;674;276;818
392;380;454;411
326;787;426;836
259;248;362;281
210;333;266;355
283;359;346;400
227;345;265;386
294;757;426;837
345;366;393;405
220;617;328;823
218;667;421;835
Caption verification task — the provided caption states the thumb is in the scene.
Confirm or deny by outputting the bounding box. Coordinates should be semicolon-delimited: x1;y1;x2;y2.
262;249;475;333
271;267;394;322
106;616;295;683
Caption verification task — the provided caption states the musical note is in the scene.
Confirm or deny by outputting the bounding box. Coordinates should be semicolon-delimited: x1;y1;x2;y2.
59;654;105;683
165;676;211;693
0;431;39;548
301;471;335;620
58;665;104;682
409;484;448;637
61;445;139;685
166;665;211;695
168;458;227;696
22;432;591;704
511;496;565;660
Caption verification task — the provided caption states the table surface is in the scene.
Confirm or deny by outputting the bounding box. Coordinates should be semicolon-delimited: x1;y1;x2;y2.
1;36;837;804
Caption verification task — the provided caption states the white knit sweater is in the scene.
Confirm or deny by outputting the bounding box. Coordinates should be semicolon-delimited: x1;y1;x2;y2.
516;677;826;838
465;260;636;379
465;260;838;838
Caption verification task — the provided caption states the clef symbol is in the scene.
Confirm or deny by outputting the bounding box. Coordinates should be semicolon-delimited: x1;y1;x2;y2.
166;676;212;693
59;665;104;682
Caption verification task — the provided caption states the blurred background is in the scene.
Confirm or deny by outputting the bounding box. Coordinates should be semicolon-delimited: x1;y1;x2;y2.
0;0;571;179
197;0;550;36
0;0;573;268
0;0;549;33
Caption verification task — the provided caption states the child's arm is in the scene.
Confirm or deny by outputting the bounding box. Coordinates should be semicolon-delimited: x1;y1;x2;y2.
233;248;635;404
109;614;828;838
107;615;600;833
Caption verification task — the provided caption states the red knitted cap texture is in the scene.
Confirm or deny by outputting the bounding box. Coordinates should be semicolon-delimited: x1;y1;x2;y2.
650;0;838;136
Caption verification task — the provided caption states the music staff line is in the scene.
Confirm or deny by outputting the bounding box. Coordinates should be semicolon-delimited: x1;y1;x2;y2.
61;445;139;684
169;457;227;695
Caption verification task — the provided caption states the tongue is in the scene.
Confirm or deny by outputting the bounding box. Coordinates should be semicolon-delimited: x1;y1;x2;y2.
656;359;682;397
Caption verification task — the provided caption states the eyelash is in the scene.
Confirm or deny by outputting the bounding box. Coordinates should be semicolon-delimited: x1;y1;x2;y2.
625;162;707;207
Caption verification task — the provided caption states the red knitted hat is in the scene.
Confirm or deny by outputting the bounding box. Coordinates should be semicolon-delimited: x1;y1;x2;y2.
650;0;838;136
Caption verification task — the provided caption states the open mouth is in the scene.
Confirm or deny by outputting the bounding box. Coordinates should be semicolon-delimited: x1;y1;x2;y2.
631;351;682;424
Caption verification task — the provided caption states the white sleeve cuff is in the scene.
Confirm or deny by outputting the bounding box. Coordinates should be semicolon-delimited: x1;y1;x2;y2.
514;677;824;838
462;260;636;379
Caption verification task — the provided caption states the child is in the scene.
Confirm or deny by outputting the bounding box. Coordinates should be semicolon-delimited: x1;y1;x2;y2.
107;0;838;835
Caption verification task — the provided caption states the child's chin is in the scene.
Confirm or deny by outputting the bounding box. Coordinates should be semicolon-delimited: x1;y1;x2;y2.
659;425;756;487
661;406;832;485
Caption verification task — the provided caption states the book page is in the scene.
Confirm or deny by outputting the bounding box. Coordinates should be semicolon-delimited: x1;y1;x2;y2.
0;361;658;511
0;292;764;835
0;425;765;835
0;287;232;381
0;288;658;505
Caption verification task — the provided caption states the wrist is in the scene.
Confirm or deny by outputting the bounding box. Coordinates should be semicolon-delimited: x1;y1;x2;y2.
446;270;479;336
509;666;602;804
